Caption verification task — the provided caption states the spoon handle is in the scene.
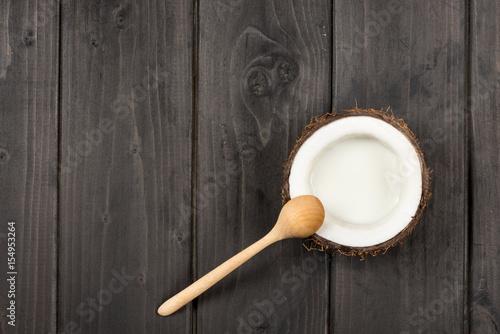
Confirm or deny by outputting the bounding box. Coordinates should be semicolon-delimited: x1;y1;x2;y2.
158;231;280;316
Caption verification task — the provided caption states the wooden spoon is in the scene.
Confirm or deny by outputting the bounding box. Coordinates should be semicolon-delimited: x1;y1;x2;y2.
157;195;325;316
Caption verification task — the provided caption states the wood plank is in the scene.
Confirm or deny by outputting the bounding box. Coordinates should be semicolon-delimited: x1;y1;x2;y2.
196;1;332;333
332;1;467;333
470;0;500;332
59;1;193;333
0;1;59;333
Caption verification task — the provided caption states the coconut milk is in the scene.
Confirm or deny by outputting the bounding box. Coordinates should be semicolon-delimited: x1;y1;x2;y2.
310;137;401;225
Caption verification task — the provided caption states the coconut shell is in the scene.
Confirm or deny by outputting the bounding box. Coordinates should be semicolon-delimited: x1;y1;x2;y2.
282;107;431;257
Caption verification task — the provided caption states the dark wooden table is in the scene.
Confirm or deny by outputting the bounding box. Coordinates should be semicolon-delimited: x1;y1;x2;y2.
0;1;499;333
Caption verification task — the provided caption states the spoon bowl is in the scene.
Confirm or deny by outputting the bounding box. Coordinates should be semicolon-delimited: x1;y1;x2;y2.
271;195;325;239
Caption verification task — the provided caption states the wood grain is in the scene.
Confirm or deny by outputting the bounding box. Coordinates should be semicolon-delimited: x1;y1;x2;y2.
470;0;500;332
0;1;59;333
59;1;194;333
1;1;498;333
196;0;332;333
332;1;467;333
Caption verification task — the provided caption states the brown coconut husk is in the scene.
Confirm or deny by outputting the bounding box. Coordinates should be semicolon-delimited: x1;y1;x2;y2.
282;107;431;258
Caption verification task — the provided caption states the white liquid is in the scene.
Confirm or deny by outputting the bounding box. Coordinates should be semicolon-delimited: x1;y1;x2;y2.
310;138;401;225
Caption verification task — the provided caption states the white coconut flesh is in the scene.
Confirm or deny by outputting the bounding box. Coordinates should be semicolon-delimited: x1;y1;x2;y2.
288;116;423;248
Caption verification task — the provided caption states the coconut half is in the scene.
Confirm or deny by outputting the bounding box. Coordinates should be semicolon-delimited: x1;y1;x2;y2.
282;108;430;256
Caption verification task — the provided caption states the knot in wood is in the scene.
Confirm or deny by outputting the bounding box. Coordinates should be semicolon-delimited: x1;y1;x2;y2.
246;67;272;96
0;148;10;164
130;144;140;155
114;11;127;29
23;29;35;47
276;58;298;83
